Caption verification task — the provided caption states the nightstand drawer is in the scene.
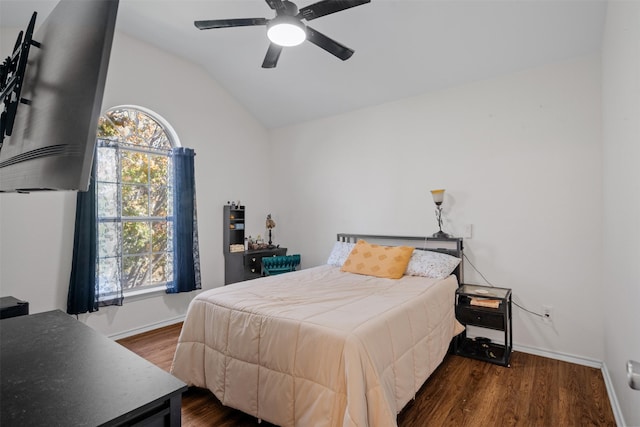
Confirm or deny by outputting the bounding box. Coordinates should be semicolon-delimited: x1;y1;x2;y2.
456;306;505;330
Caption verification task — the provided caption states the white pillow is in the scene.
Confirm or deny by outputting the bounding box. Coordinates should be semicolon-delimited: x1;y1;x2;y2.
405;249;461;279
326;241;356;267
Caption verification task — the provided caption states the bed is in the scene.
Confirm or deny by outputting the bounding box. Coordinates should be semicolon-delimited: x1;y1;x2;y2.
171;234;464;427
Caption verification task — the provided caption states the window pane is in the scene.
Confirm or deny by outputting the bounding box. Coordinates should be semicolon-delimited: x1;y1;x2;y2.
112;109;147;148
97;183;118;218
150;185;168;217
97;257;121;296
98;223;120;258
152;221;168;252
121;151;149;184
150;155;168;186
150;133;171;150
123;221;151;254
97;116;121;139
151;253;170;284
122;255;150;289
136;112;156;144
106;109;130;128
148;123;161;143
122;184;149;217
124;111;156;148
97;146;118;182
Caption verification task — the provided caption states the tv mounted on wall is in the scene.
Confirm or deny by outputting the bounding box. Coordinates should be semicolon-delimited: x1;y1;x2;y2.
0;0;119;192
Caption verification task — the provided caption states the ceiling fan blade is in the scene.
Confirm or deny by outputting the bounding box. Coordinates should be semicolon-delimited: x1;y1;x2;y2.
262;43;283;68
299;0;370;21
194;18;268;30
306;26;354;61
265;0;286;12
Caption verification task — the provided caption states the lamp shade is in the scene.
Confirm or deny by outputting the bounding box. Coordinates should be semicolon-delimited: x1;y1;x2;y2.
267;16;306;47
266;214;276;230
431;189;445;205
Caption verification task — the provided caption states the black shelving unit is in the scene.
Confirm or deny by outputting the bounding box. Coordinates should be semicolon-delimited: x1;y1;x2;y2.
223;204;246;285
454;284;512;367
223;204;246;252
223;205;287;285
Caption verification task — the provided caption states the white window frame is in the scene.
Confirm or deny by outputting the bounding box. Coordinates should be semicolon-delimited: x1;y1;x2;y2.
96;105;181;300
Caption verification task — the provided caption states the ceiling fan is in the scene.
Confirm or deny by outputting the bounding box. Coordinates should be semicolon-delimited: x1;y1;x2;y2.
194;0;371;68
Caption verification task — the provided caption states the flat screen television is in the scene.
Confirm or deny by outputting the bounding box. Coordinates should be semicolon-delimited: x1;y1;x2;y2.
0;0;119;192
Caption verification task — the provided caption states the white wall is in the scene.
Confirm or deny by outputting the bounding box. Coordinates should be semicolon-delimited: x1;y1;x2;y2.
269;55;604;361
602;1;640;425
0;31;271;335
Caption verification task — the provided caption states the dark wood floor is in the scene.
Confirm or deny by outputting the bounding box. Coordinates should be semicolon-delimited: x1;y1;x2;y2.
117;323;616;427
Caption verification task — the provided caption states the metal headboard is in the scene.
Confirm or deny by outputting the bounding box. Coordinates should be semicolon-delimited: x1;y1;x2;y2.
336;233;464;285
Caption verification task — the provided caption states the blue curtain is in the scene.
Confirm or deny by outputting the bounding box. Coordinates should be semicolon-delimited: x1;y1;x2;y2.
167;147;201;293
67;153;123;315
67;162;99;315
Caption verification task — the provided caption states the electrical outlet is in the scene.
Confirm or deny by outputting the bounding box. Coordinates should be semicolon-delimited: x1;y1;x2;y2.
464;224;473;239
542;305;553;324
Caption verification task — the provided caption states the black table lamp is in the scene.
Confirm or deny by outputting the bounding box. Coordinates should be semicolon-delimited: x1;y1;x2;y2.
431;189;450;238
266;214;276;248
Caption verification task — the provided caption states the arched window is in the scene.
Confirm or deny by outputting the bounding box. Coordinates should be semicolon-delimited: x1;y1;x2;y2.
95;107;177;296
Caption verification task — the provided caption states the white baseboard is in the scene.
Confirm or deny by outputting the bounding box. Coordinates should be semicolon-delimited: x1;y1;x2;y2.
108;314;185;341
515;344;624;426
514;343;602;368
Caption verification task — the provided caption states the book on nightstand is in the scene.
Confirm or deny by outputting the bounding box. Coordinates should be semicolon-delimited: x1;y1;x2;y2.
470;298;501;309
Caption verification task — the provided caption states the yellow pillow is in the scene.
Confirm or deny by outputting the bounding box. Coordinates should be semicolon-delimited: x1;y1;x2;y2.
341;240;414;279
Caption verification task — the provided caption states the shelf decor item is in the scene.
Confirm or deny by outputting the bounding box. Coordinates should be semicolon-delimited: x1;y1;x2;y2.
430;189;450;238
266;214;276;248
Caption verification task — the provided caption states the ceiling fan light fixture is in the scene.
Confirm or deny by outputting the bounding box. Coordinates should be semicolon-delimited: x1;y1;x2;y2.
267;16;306;47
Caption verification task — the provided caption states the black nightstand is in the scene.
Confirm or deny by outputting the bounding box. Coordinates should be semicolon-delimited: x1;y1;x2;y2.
454;284;512;367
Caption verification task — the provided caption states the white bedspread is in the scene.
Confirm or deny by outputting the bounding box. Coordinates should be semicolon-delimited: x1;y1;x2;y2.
171;265;462;427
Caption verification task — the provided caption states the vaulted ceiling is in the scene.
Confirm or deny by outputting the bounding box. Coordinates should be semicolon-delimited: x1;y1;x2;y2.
0;0;607;128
